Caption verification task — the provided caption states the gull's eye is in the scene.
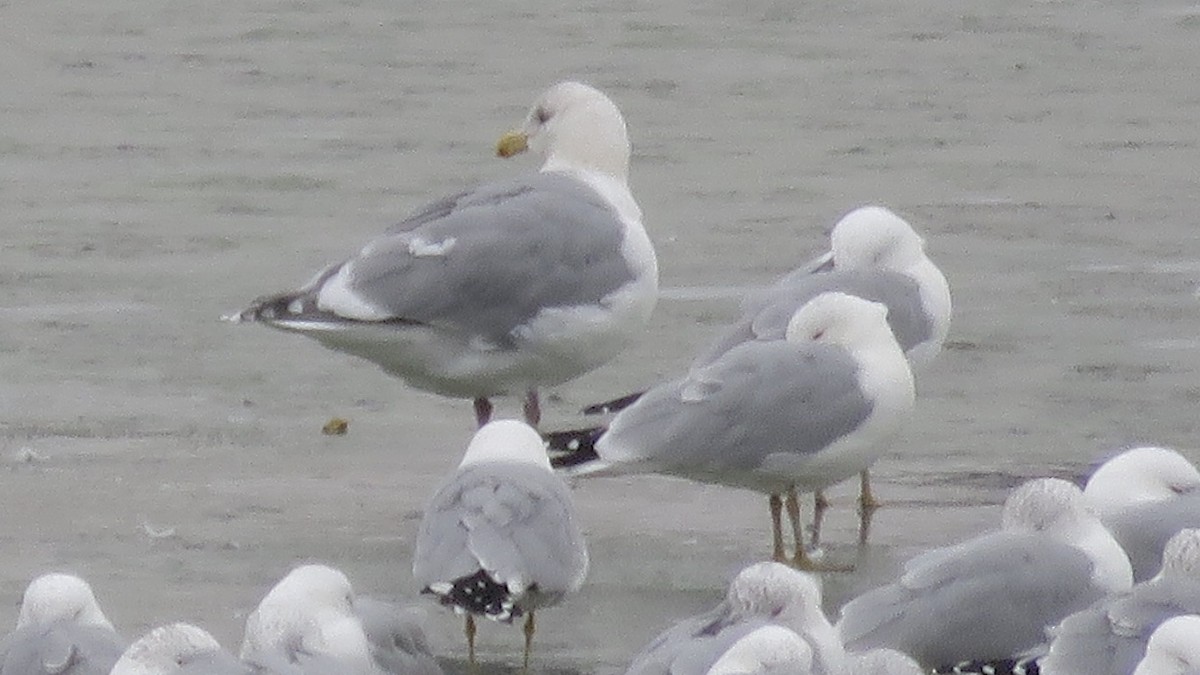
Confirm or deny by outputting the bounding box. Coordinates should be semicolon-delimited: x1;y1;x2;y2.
534;106;551;124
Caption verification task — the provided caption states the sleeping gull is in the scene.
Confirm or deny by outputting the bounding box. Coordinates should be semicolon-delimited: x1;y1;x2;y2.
624;562;844;675
110;623;249;675
552;291;915;568
227;81;658;428
0;572;126;675
845;648;924;675
836;477;1132;668
571;205;950;539
412;419;588;669
1083;446;1200;582
240;563;434;675
1132;615;1200;675
1039;527;1200;675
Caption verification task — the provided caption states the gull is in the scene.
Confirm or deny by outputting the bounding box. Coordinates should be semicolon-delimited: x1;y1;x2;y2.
227;81;657;428
240;564;438;675
553;292;915;568
1040;528;1200;675
412;420;588;669
836;478;1132;668
1133;615;1200;675
1083;446;1200;582
569;205;950;540
0;573;125;675
110;623;250;675
624;562;844;675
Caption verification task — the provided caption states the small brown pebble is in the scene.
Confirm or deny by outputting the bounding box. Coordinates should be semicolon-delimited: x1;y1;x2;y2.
322;417;349;435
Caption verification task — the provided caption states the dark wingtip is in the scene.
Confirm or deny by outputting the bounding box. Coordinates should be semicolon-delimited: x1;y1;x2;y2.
544;426;605;469
424;570;521;623
932;657;1041;675
581;391;646;416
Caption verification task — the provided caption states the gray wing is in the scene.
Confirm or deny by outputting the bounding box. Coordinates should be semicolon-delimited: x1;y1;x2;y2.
1104;494;1200;583
625;603;772;675
599;340;872;476
0;623;124;675
247;172;635;346
836;531;1105;667
412;462;588;601
353;597;442;675
696;270;929;367
1042;578;1200;675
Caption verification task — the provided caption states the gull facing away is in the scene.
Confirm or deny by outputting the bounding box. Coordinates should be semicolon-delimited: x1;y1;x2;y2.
571;205;950;539
240;564;440;675
110;623;250;675
1040;528;1200;675
836;478;1132;669
1083;446;1200;582
1132;615;1200;675
226;81;658;428
624;562;844;675
412;420;588;669
553;292;915;568
0;573;126;675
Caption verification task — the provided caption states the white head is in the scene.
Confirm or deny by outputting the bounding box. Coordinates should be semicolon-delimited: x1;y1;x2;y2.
242;564;373;666
1003;477;1133;593
829;206;926;273
1001;478;1090;533
496;81;631;181
784;292;896;355
111;623;225;675
1133;615;1200;675
1157;529;1200;581
16;573;114;630
459;419;551;470
725;562;843;673
1085;447;1200;518
707;624;813;675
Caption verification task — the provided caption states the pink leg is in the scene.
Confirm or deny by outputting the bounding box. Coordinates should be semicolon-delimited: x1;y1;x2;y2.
473;398;493;428
523;389;541;428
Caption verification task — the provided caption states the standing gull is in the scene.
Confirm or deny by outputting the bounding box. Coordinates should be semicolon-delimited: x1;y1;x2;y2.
1083;446;1200;582
1040;528;1200;675
0;573;126;675
412;419;588;669
568;206;950;538
553;291;915;568
227;81;658;427
624;562;844;675
836;478;1132;668
1132;615;1200;675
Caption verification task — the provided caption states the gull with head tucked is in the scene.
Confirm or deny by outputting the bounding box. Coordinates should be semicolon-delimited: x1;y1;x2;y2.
240;564;437;675
624;562;844;675
0;572;125;675
227;81;658;428
111;623;249;675
1083;446;1200;583
836;478;1132;669
569;206;949;543
552;291;915;568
